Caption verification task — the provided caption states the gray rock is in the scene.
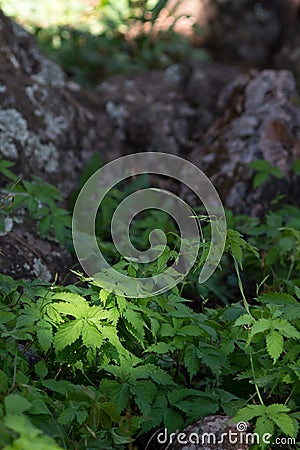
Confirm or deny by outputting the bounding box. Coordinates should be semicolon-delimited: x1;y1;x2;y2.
0;9;116;281
146;415;250;450
0;9;242;280
187;69;300;216
201;0;292;63
96;62;241;155
0;10;117;199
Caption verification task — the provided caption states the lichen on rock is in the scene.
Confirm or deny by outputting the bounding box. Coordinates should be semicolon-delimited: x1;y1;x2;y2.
187;69;300;216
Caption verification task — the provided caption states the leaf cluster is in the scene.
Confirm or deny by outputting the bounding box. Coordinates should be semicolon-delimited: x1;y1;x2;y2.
0;157;72;247
0;158;300;449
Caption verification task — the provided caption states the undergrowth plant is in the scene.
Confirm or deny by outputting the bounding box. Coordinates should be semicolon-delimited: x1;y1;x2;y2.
3;0;209;85
0;157;299;449
0;157;72;247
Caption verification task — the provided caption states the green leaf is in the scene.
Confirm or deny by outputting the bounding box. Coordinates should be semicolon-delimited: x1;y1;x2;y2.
76;407;88;425
53;218;66;243
271;413;296;437
184;345;200;379
163;408;184;432
250;159;283;188
234;314;255;327
270;166;284;179
150;318;160;337
131;380;157;414
5;394;31;415
0;311;15;324
229;241;243;267
4;414;38;439
266;331;283;363
177;325;201;337
17;305;39;326
266;213;282;229
253;172;269;189
226;229;258;267
255;416;274;440
96;401;120;427
265;247;279;266
54;320;83;351
146;342;171;354
266;403;290;415
58;407;76;425
99;289;110;305
42;379;73;395
250;160;272;171
81;322;104;348
295;285;300;299
38;215;51;235
167;388;194;406
274;319;300;339
123;308;144;337
177;396;218;419
258;292;297;305
34;360;48;379
46;304;64;323
160;323;176;337
251;318;271;336
26;390;51;415
0;370;8;393
27;196;39;215
234;405;266;422
52;292;87;309
278;236;294;253
95;405;113;429
37;320;53;352
156;247;171;272
150;368;175;386
0;157;17;180
99;381;129;413
101;325;127;356
115;295;126;313
198;345;228;373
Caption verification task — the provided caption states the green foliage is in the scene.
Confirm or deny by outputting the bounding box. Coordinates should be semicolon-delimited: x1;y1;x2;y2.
34;27;208;86
0;158;300;449
235;404;296;443
0;157;72;247
2;0;209;85
249;159;284;189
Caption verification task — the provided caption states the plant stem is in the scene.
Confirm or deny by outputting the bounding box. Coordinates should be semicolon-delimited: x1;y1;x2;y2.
234;259;253;317
249;346;264;406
